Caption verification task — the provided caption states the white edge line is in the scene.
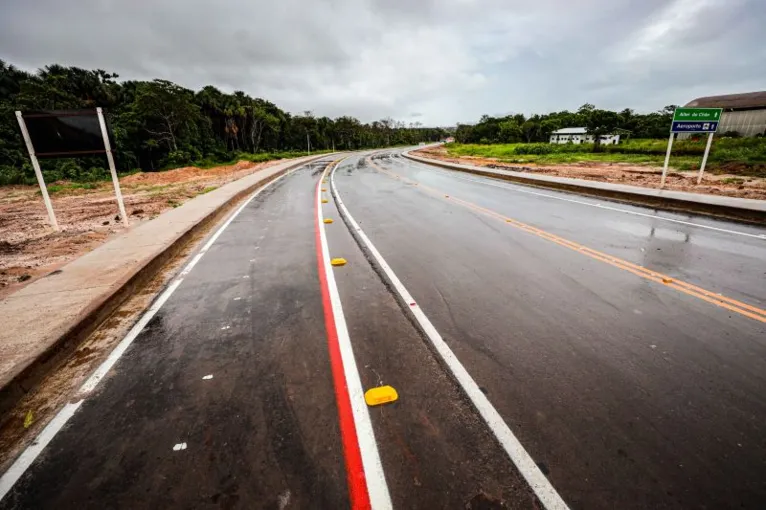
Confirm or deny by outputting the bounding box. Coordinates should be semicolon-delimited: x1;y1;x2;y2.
318;160;393;510
0;166;298;502
0;401;83;498
403;155;765;240
330;161;570;510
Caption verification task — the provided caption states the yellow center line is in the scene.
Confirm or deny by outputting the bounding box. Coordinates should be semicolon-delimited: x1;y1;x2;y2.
366;158;766;324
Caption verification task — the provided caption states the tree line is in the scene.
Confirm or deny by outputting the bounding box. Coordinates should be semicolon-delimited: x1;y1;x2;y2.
0;60;448;185
455;103;679;145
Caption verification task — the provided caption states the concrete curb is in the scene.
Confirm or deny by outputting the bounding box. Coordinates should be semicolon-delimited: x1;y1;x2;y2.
402;150;766;225
0;153;332;418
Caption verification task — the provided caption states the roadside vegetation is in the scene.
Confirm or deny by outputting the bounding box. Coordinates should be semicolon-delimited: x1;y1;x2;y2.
445;138;766;177
452;102;766;177
0;60;446;186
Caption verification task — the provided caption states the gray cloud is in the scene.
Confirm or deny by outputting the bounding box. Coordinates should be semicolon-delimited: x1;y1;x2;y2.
1;0;763;125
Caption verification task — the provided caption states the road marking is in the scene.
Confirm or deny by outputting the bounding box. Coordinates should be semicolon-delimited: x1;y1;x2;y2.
315;161;392;510
0;401;82;499
173;443;187;451
330;162;570;510
0;166;301;503
404;156;766;240
202;374;214;380
369;159;766;324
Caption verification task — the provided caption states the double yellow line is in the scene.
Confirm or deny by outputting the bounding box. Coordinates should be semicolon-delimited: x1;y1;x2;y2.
367;158;766;324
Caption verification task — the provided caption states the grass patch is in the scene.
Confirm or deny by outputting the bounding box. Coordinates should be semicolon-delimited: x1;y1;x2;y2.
190;150;333;170
44;182;100;194
444;138;766;177
167;199;181;208
200;186;217;194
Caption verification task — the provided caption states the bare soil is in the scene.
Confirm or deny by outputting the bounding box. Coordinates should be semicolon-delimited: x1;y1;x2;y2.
413;146;766;201
0;159;285;299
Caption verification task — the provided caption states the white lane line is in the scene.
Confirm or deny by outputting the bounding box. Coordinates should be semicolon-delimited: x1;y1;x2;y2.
0;402;82;498
173;443;187;451
330;163;570;510
405;159;765;240
318;162;392;510
0;167;299;503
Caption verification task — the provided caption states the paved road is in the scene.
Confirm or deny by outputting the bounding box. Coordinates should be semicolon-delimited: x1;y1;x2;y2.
2;150;766;509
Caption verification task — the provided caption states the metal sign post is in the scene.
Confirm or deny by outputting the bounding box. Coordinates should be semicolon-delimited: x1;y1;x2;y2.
15;111;59;230
697;132;715;184
660;132;675;189
96;108;129;227
660;107;722;189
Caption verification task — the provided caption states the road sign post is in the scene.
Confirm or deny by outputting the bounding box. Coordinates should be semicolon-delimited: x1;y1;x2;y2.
15;111;59;230
97;107;129;227
660;132;675;188
697;132;715;185
660;107;722;189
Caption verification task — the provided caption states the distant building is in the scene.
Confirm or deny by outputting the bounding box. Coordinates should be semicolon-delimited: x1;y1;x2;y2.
549;127;620;145
443;136;455;143
681;91;766;138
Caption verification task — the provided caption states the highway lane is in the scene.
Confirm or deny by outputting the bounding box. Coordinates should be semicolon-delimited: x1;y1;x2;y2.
331;151;766;509
2;149;765;510
1;156;539;509
382;152;766;308
1;159;353;509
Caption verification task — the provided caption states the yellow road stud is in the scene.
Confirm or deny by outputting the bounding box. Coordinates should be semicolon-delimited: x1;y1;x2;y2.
322;188;327;191
322;199;329;203
365;385;398;406
662;277;674;284
324;218;334;224
331;258;347;266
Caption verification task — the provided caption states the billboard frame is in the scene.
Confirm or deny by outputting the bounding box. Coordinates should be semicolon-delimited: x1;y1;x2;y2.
15;108;129;230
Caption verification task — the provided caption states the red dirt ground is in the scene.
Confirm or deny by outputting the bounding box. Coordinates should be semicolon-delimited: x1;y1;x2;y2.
413;146;766;200
0;159;286;299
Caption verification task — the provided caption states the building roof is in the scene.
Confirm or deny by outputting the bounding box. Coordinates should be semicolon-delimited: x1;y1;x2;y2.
552;127;587;135
685;91;766;110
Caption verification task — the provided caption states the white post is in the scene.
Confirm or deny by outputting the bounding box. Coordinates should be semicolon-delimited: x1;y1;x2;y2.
307;132;311;155
96;108;129;227
15;111;59;230
660;131;675;189
696;132;714;185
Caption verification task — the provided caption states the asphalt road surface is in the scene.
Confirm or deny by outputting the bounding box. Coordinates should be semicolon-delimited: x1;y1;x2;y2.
2;150;765;509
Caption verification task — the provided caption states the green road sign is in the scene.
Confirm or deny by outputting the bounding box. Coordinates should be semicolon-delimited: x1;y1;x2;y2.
673;108;722;122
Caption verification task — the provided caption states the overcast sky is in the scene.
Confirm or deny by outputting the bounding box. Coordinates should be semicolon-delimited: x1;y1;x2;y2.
1;0;764;125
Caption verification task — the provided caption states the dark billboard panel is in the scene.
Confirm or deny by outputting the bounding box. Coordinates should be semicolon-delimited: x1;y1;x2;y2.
22;110;109;158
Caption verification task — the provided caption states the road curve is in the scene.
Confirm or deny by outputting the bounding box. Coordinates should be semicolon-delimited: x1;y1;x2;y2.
1;150;765;510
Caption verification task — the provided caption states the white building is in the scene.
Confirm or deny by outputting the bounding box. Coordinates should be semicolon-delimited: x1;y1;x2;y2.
549;127;620;145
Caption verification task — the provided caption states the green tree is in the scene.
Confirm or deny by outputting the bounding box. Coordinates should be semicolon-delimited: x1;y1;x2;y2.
132;80;201;153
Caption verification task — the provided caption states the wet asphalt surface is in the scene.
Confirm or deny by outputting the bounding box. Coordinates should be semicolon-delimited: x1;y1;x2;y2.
3;151;766;509
333;151;766;509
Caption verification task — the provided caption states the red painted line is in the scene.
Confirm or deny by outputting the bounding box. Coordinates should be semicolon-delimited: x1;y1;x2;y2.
314;171;372;510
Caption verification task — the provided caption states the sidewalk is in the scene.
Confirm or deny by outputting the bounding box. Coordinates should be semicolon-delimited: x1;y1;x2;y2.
0;154;328;415
404;150;766;225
